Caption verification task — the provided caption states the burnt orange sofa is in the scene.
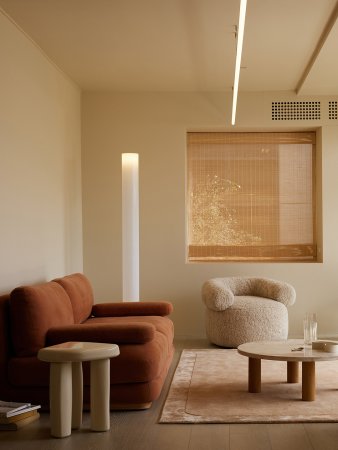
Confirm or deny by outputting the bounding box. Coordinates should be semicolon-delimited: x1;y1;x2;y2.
0;273;174;410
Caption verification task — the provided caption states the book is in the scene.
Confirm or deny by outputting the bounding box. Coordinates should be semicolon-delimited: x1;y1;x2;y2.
0;409;38;424
0;412;40;431
0;402;41;419
0;401;31;417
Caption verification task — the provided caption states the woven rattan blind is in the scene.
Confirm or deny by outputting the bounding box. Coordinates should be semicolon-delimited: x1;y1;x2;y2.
187;132;316;261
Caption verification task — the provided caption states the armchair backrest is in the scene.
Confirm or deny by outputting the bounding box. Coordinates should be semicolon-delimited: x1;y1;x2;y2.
202;277;296;311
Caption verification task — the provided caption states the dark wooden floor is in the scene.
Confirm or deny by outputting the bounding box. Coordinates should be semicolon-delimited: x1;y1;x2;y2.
1;339;338;450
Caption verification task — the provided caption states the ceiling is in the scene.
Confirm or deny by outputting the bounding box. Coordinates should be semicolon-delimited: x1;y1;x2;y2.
0;0;338;94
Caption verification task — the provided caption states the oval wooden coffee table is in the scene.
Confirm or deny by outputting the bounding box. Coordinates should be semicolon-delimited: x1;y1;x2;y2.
237;339;338;401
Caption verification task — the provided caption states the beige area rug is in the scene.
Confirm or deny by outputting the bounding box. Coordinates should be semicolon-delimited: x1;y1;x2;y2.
159;349;338;424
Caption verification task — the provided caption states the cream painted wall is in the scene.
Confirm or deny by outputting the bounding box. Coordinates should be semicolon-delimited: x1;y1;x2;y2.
0;10;83;293
82;92;338;339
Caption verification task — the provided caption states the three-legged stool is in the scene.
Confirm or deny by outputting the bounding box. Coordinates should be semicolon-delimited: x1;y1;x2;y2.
38;341;119;438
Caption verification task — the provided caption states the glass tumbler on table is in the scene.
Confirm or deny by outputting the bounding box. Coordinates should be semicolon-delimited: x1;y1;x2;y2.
303;313;317;345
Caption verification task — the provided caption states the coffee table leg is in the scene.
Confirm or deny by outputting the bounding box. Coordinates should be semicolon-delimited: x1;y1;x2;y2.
90;358;110;431
302;361;316;401
248;357;261;393
287;361;299;383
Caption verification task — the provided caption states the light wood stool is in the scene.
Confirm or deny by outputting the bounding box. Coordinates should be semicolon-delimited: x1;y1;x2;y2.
38;341;119;438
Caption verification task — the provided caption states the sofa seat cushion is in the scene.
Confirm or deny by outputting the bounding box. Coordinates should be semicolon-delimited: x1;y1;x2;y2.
47;322;156;345
10;282;74;357
53;273;94;324
86;315;174;352
8;357;50;387
86;315;173;339
107;333;172;383
92;301;173;317
9;332;172;386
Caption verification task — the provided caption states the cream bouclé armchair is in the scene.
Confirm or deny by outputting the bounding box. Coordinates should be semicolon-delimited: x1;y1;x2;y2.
202;277;296;348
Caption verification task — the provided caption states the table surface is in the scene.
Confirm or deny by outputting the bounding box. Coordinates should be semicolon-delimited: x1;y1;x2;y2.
237;339;338;362
38;341;120;363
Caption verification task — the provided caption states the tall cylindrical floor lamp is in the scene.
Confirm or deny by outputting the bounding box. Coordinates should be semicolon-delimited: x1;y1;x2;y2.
121;153;139;301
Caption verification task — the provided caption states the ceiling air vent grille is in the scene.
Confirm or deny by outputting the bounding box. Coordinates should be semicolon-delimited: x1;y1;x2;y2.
329;101;338;120
272;101;321;121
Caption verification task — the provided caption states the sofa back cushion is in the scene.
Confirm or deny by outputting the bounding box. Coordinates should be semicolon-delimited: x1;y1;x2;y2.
53;273;94;324
10;282;74;357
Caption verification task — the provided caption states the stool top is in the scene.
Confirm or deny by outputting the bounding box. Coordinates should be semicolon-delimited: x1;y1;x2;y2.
38;342;120;363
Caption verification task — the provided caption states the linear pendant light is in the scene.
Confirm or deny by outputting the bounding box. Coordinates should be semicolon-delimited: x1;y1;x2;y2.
231;0;247;125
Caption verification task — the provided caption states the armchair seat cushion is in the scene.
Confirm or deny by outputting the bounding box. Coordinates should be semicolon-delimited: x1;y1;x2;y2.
205;296;288;348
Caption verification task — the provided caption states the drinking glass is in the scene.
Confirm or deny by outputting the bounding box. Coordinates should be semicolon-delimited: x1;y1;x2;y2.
303;313;317;345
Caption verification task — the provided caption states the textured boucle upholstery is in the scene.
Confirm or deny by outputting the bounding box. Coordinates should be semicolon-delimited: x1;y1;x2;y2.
202;277;296;311
202;277;296;348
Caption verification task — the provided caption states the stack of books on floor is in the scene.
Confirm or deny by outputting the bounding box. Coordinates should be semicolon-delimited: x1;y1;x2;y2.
0;401;41;430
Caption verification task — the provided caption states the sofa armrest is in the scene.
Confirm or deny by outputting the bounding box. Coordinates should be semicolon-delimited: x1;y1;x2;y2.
91;301;173;317
46;322;155;345
202;280;235;311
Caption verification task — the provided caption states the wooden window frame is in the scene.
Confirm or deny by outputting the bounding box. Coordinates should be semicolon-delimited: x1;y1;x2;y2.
186;131;317;262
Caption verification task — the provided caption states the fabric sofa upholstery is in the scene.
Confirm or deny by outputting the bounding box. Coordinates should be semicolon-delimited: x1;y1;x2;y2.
53;273;94;323
0;273;174;409
10;282;74;357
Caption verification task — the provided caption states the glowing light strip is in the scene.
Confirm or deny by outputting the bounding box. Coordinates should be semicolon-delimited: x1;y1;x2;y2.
122;153;139;301
231;0;247;125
